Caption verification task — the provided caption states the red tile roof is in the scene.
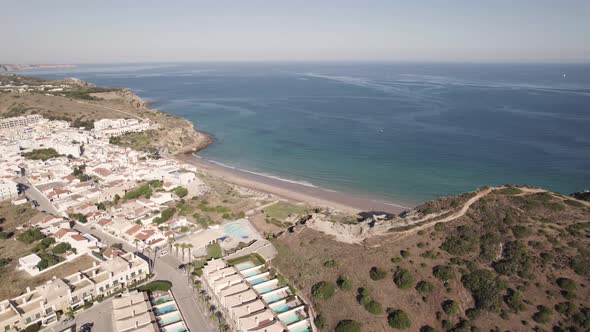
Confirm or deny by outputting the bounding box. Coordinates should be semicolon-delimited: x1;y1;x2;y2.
125;224;142;236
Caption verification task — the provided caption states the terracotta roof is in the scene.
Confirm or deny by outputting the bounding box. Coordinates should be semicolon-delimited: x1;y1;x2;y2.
54;228;77;238
125;224;142;236
71;234;87;241
97;218;112;226
103;247;126;258
135;230;155;241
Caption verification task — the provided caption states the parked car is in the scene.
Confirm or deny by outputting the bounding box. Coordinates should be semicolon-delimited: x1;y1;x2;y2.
79;322;94;332
62;317;74;325
159;250;168;257
178;264;185;271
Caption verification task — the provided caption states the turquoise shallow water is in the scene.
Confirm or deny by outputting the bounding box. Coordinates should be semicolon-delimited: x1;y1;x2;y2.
27;63;590;204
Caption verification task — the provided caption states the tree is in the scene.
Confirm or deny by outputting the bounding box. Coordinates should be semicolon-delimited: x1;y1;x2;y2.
415;281;434;293
337;275;352;291
433;265;454;282
369;267;387;280
533;305;553;324
173;186;188;198
393;268;415;289
311;281;335;300
442;300;459;315
335;320;360;332
388;310;412;329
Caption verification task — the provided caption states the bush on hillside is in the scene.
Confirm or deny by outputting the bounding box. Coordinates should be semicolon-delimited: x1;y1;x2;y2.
51;242;72;254
388;309;412;329
556;277;577;291
461;269;506;311
433;265;454;282
337;275;352;291
493;240;532;278
393;267;415;289
504;288;526;313
415;281;434;293
335;320;360;332
369;267;387;280
442;300;460;315
173;186;188;198
311;281;335;300
533;305;553;324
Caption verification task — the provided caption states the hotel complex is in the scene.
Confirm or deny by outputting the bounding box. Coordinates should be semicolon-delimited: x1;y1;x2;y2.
202;258;314;332
0;252;149;331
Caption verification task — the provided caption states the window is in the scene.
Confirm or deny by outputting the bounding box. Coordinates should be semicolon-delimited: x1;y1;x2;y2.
113;280;118;285
5;325;10;331
72;296;78;302
25;317;31;324
45;308;53;314
131;272;135;277
99;287;103;292
105;284;110;289
83;292;87;298
35;313;40;319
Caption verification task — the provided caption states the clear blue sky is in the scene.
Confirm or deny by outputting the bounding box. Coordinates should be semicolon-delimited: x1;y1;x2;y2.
2;0;589;63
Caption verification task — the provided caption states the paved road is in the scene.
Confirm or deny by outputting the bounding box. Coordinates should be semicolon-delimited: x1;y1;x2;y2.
43;298;114;332
15;178;60;215
74;223;214;332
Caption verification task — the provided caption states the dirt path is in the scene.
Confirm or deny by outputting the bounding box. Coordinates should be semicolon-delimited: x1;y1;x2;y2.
75;99;145;120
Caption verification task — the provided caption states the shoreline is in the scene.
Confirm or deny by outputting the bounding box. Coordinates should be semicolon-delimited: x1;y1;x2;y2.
175;153;411;214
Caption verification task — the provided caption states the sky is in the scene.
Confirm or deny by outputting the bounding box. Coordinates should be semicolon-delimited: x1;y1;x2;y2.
1;0;589;63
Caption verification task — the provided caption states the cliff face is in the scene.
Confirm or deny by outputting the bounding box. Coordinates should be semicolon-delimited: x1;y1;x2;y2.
0;74;213;155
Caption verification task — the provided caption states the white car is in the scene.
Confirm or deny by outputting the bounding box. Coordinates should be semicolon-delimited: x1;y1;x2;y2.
159;250;168;257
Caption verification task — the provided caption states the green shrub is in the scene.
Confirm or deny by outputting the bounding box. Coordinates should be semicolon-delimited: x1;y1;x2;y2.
533;305;553;324
172;186;188;198
17;228;45;244
511;225;532;238
504;288;526;312
0;258;12;269
400;250;411;258
369;267;387;280
570;254;590;276
556;277;576;291
393;268;415;289
420;326;437;332
22;148;60;161
554;302;577;316
51;242;72;254
311;281;335;300
493;240;532;278
323;260;337;267
335;320;360;332
388;309;412;329
441;226;479;256
364;300;383;314
140;281;172;292
206;243;222;259
442;300;459;315
415;281;434;293
433;265;454;282
461;269;505;311
337;275;352;291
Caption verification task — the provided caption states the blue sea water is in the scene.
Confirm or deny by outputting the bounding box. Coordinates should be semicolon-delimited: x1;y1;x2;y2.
23;63;590;204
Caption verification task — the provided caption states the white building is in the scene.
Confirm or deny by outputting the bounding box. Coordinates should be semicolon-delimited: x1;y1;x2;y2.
0;179;18;201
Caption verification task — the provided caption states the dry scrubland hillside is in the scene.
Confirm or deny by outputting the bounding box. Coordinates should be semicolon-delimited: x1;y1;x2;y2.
0;74;211;154
270;186;590;332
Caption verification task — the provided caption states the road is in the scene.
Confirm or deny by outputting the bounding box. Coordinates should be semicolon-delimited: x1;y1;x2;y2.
74;223;214;332
15;178;60;215
74;100;144;120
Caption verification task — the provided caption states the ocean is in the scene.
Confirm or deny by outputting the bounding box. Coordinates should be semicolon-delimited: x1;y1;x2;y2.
21;63;590;205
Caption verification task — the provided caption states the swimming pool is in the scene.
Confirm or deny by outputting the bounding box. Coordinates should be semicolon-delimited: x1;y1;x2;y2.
256;285;277;294
154;303;177;315
223;222;249;239
289;325;310;332
248;277;267;285
158;312;181;326
161;321;187;332
270;303;290;313
151;295;173;305
280;312;302;325
235;261;255;271
263;293;283;304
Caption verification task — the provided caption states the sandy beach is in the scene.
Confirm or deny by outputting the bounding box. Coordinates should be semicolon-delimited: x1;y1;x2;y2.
175;153;411;214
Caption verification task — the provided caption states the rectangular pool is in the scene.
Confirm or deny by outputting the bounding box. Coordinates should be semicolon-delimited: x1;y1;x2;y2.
289;325;310;332
263;293;283;304
151;295;173;305
161;321;187;332
280;312;302;325
235;261;255;271
158;312;181;326
271;303;290;313
154;304;177;315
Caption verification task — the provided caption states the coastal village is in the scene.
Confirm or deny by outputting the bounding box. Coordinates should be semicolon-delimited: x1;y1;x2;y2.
0;113;317;332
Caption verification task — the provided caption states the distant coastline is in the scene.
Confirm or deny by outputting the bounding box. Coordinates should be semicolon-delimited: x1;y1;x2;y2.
0;64;76;72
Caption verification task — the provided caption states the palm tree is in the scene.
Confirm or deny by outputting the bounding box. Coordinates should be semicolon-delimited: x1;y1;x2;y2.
167;237;175;253
174;243;180;257
186;243;194;264
145;247;153;272
180;243;186;262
